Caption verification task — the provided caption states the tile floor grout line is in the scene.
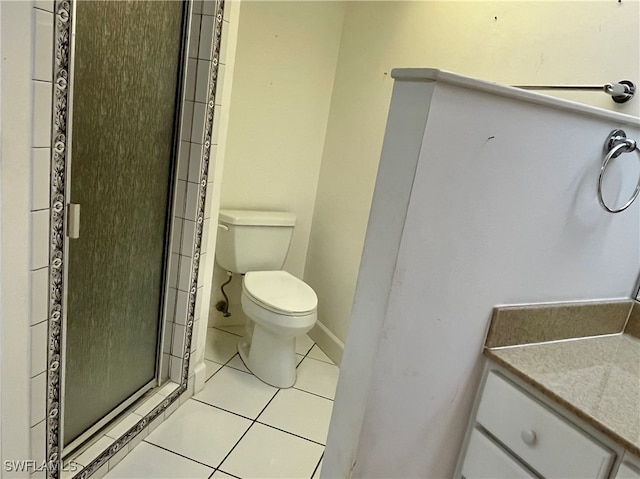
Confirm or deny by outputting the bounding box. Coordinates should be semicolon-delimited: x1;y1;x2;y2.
203;353;245;384
292;386;335;402
141;439;216;471
310;451;324;479
253;388;281;423
215;389;282;472
189;398;256;421
214;421;258;472
211;325;243;337
254;420;326;447
209;469;242;479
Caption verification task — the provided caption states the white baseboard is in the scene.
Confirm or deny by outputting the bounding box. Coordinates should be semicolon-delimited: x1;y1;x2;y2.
308;320;344;366
192;361;207;394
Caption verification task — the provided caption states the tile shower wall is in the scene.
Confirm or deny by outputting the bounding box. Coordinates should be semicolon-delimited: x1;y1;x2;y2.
165;0;228;386
26;0;236;476
30;1;54;475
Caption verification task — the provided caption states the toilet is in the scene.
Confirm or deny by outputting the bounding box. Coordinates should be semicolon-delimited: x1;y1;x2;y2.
215;209;318;388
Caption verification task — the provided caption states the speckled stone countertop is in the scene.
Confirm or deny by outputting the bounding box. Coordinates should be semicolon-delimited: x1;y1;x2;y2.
484;300;640;456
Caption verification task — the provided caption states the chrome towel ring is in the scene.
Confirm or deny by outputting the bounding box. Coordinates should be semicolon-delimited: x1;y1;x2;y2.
598;129;640;213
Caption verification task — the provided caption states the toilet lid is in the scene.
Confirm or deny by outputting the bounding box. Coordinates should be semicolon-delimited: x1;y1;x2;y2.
243;271;317;315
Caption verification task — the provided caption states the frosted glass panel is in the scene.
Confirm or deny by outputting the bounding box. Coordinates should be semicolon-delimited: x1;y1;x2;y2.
63;1;184;446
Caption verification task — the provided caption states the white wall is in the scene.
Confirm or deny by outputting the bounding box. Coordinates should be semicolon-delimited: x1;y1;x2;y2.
324;73;640;478
1;0;34;471
209;1;345;326
304;0;640;351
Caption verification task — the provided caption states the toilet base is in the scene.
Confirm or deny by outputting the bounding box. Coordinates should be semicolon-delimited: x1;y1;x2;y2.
238;323;297;388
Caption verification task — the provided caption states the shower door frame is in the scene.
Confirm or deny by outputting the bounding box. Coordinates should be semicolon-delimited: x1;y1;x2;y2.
57;0;190;458
45;0;226;477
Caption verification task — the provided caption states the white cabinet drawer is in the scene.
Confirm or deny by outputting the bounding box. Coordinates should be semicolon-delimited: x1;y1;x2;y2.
462;428;535;479
476;372;614;478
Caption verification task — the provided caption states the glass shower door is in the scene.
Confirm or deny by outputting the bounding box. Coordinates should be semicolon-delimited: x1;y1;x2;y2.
63;0;185;450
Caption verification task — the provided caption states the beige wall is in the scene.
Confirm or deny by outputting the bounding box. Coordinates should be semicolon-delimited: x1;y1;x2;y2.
210;1;345;324
304;0;640;346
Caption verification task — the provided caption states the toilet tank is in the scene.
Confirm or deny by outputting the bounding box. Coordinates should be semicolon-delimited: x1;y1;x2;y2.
215;209;296;273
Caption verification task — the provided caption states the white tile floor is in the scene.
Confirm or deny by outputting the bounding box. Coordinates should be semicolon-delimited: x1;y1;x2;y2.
106;326;339;479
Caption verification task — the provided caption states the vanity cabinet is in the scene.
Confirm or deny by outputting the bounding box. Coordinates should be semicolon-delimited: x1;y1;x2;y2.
615;455;640;478
457;367;633;479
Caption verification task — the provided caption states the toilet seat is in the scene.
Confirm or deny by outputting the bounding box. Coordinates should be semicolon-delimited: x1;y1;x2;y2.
243;271;317;316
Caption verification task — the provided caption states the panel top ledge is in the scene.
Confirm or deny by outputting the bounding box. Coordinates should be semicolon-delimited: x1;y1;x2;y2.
390;68;640;126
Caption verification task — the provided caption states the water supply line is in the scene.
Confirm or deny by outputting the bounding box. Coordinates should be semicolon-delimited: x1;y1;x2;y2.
215;271;233;317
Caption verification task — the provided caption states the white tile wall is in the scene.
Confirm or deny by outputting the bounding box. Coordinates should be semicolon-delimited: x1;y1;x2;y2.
175;290;189;325
198;16;215;60
170;217;183;254
175;180;187;216
30;209;49;270
30;320;48;377
32;9;53;81
30;372;46;427
31;148;50;210
180;101;194;142
31;420;46;464
170;355;183;383
188;14;202;59
178;255;192;292
202;0;217;16
171;324;186;356
163;321;174;355
185;59;197;102
195;59;210;103
181;220;196;257
32;81;52;147
30;4;54;469
188;143;203;183
30;267;48;325
177;141;191;181
33;0;53;13
184;182;199;221
191;102;207;143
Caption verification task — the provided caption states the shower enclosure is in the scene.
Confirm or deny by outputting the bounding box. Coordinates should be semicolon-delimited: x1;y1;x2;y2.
61;0;187;454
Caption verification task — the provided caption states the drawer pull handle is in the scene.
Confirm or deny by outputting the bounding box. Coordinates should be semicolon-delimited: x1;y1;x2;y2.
521;429;537;446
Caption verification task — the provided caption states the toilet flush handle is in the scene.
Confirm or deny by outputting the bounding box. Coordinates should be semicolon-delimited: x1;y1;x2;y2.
218;224;229;231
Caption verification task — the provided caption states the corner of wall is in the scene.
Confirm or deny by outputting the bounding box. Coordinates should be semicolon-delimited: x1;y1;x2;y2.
195;0;242;366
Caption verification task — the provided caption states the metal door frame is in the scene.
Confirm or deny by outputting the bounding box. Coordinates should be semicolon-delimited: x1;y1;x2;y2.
57;0;190;459
45;0;226;476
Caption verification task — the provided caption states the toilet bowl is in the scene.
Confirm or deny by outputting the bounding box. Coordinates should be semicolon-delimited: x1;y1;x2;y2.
238;270;317;388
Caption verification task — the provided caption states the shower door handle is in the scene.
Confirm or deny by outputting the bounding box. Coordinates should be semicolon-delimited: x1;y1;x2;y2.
67;203;80;239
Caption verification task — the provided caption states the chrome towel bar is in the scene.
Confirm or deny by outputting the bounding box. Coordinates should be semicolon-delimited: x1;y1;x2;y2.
514;80;636;103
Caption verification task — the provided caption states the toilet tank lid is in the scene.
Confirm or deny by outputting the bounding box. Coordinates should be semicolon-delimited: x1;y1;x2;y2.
218;209;296;226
